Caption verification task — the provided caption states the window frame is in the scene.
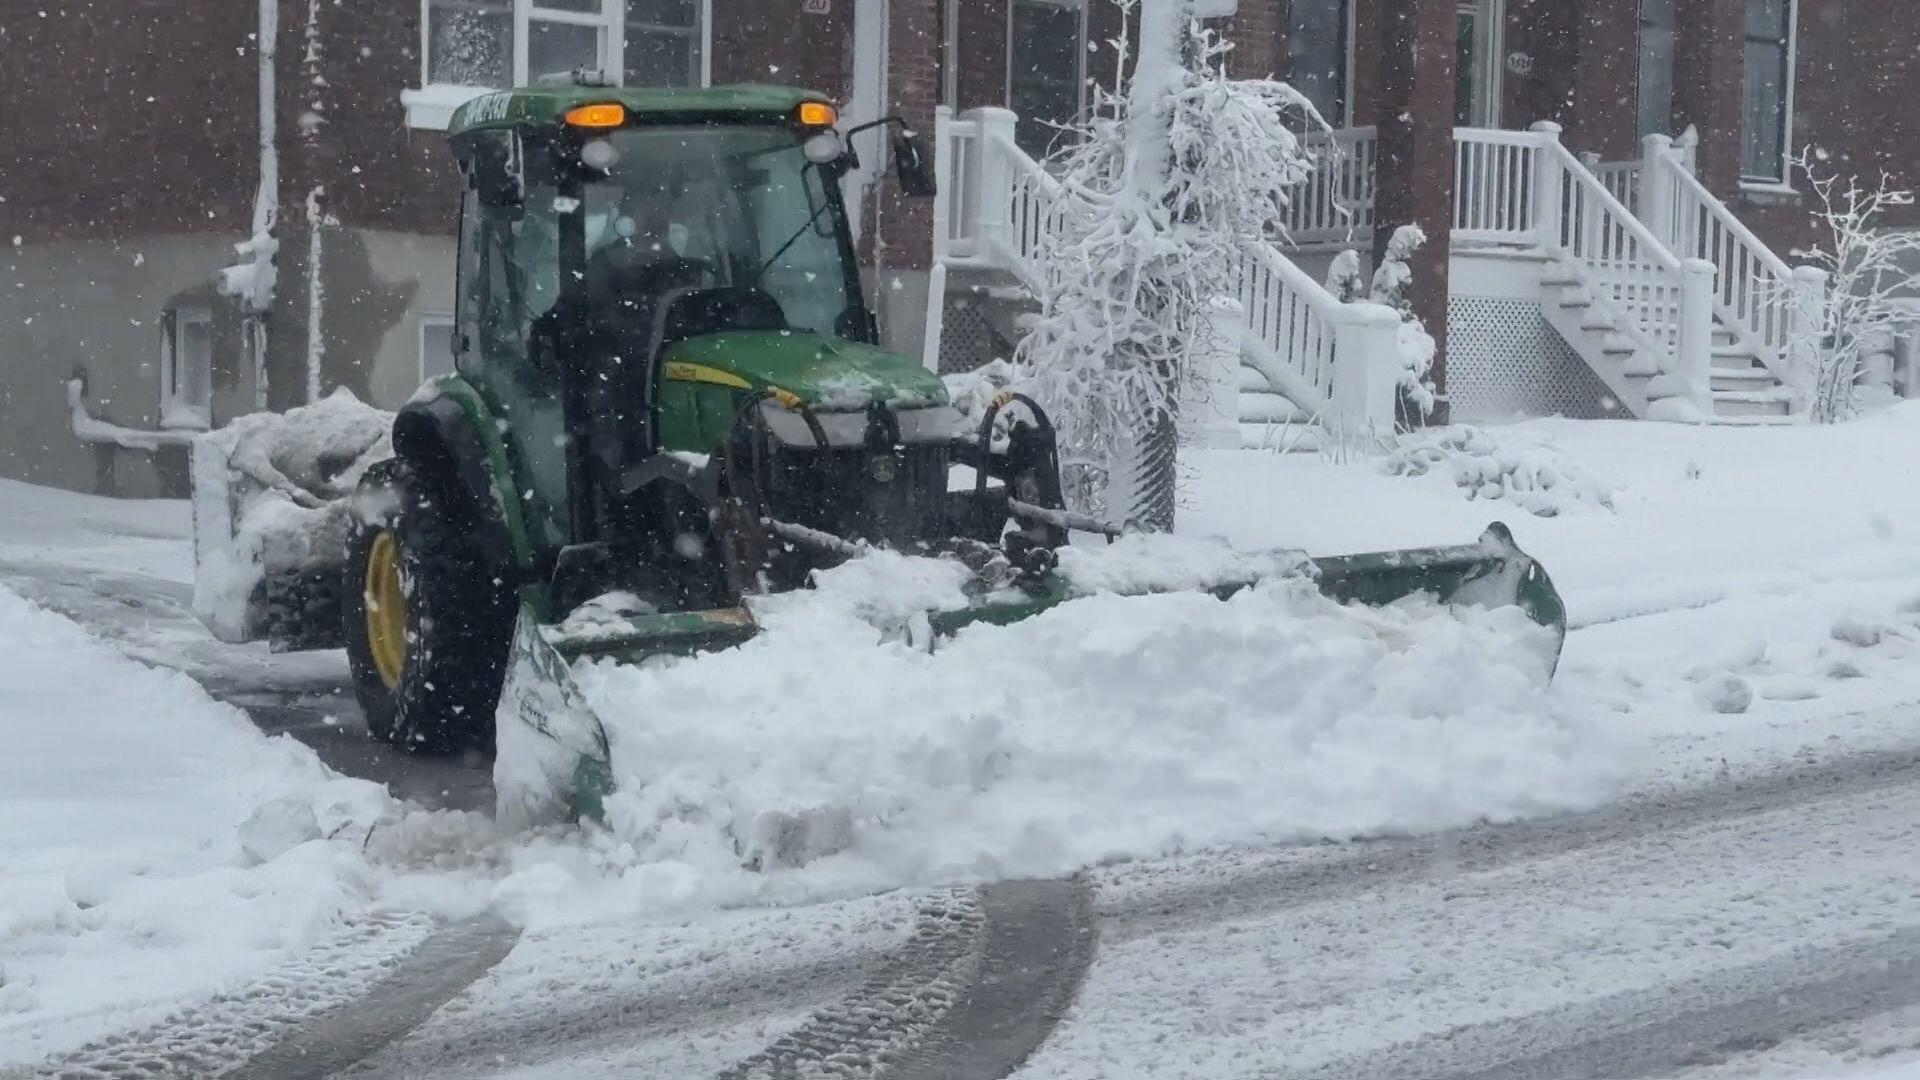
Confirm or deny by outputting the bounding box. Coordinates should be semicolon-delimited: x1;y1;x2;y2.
406;0;713;131
419;313;459;383
159;305;214;432
1740;0;1797;188
1286;0;1357;128
1005;0;1090;160
1636;0;1675;140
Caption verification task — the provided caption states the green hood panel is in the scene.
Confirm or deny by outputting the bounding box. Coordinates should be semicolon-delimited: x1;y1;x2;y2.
666;332;949;411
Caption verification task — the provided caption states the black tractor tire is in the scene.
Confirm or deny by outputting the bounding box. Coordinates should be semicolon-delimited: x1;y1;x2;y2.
342;459;515;755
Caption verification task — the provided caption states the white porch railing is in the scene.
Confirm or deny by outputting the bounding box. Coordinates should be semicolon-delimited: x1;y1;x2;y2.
1284;126;1377;246
1452;128;1545;245
1531;123;1715;413
1639;133;1826;397
931;105;1403;439
1582;154;1641;215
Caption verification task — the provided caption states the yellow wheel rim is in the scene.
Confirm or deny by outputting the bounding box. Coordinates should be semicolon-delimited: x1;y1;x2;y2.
364;530;409;690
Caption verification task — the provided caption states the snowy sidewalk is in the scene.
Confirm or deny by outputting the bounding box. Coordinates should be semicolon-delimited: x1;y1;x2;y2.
0;586;395;1064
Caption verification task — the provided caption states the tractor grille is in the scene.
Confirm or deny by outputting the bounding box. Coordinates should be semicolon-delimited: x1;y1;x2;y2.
763;444;951;552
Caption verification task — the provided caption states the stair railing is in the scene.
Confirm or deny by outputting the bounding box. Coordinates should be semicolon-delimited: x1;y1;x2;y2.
1640;133;1826;404
1529;123;1716;415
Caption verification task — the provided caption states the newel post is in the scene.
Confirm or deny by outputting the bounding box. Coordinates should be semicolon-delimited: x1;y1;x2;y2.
1788;264;1832;409
1640;134;1676;247
1530;121;1565;251
1180;297;1247;450
1679;258;1718;413
967;107;1020;263
1332;302;1404;446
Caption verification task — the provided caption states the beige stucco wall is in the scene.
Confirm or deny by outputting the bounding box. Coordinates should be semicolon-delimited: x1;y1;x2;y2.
352;230;458;410
0;233;250;496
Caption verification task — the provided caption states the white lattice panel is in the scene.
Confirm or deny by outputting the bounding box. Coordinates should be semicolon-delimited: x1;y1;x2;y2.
936;296;1018;375
1445;297;1623;421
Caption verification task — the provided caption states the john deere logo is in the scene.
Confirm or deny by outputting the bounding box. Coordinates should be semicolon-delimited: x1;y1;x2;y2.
871;456;898;483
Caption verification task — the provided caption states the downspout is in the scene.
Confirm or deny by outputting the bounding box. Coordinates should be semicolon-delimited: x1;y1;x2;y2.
303;0;328;405
253;0;277;411
219;0;279;412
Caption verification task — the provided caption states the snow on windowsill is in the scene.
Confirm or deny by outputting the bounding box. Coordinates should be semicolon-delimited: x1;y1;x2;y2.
401;84;493;132
1740;179;1802;206
161;399;212;433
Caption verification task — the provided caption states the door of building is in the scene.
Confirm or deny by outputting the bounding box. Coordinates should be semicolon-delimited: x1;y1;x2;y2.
1455;0;1505;127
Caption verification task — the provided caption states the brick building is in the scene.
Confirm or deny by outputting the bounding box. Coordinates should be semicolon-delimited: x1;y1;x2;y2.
1;0;1911;496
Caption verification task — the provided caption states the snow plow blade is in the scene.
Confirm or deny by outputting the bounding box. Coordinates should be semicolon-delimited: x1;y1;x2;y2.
496;521;1564;830
930;522;1566;660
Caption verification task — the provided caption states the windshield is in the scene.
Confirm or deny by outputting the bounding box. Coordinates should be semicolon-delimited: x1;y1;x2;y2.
576;124;858;337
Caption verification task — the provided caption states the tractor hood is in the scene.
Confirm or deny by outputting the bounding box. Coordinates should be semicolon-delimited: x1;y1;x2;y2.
664;331;949;412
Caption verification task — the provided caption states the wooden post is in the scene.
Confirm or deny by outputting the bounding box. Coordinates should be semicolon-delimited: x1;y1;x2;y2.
1679;257;1717;413
1531;121;1565;252
1639;134;1676;249
1332;302;1405;446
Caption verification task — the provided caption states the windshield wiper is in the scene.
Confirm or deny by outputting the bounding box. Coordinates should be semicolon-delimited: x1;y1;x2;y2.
753;165;834;287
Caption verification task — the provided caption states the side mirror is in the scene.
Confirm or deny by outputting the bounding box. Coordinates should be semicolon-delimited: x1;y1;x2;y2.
892;131;937;198
469;132;526;210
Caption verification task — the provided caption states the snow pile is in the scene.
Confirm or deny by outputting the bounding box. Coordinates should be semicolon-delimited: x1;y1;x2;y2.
191;388;394;641
505;542;1619;913
1381;425;1616;517
1053;531;1310;595
0;586;393;1062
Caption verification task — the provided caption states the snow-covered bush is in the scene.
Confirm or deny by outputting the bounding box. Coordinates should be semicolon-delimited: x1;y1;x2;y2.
1381;426;1615;518
1369;224;1439;425
1013;0;1325;525
1325;249;1367;303
192;389;394;643
1785;150;1920;423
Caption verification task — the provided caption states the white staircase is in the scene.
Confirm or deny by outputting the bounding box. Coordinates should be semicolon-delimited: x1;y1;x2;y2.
927;107;1826;433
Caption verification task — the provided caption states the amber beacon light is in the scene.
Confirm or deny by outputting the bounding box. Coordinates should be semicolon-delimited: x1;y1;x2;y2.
565;103;627;128
795;101;838;127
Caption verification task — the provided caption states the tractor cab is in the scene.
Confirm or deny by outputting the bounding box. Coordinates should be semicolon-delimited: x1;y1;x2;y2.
443;83;947;609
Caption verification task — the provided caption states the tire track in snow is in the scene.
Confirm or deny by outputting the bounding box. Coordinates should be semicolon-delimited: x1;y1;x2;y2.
228;914;518;1080
1312;927;1920;1080
715;878;1095;1080
5;913;516;1080
1100;742;1920;940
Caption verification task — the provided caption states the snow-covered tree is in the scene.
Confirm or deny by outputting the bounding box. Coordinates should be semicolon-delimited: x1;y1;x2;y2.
1785;150;1920;423
1014;0;1325;529
1370;224;1438;427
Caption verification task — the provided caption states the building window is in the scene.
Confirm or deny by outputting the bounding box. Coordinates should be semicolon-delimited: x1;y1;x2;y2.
1742;0;1794;183
1286;0;1349;126
419;314;458;381
1638;0;1674;139
1008;0;1087;159
414;0;707;127
160;307;213;431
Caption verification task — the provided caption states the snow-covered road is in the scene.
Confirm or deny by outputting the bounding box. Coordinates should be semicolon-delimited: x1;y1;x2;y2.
1033;743;1920;1079
12;404;1920;1078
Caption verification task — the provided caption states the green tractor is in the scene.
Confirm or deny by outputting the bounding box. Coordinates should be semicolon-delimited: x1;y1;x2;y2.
294;81;1566;822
